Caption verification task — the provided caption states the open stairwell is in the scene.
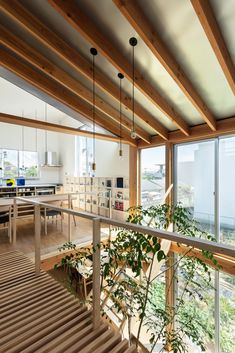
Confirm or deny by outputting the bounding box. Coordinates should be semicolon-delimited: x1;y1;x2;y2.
0;251;136;353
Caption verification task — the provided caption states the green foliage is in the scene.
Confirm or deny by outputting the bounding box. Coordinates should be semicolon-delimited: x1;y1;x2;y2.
56;203;224;353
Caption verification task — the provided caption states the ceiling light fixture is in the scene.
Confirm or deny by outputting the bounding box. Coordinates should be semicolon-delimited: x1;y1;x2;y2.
129;37;137;139
90;47;98;173
118;72;124;158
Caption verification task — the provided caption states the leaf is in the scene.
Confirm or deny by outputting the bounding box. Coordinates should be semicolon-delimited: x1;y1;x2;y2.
157;250;165;262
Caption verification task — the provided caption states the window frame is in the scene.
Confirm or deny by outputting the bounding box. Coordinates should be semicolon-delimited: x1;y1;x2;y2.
0;148;39;180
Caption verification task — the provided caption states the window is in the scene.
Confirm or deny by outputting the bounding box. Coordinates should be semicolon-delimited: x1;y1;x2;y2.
76;135;93;176
219;136;235;246
1;149;18;179
175;141;215;233
141;146;165;207
0;149;39;179
174;136;235;353
19;151;38;178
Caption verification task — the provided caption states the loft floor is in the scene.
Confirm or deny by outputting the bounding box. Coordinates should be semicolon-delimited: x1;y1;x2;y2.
0;214;110;258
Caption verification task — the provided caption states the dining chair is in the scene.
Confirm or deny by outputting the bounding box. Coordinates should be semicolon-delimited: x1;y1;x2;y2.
0;205;12;242
41;200;63;235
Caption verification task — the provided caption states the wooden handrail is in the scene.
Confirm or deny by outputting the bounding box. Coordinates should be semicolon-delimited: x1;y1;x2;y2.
16;195;235;331
16;196;235;259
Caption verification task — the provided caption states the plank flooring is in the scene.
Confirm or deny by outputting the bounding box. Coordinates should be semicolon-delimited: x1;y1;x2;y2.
0;215;110;258
0;251;136;353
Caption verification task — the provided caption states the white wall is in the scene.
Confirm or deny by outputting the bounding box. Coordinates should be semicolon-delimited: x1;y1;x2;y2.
95;140;129;178
59;134;130;181
0;123;130;185
59;133;76;180
0;122;61;184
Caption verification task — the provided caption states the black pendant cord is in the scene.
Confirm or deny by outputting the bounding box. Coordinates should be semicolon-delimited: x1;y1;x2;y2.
22;110;24;169
92;53;95;165
119;75;122;152
118;72;124;155
90;48;97;171
132;43;135;133
129;37;137;138
45;103;48;153
35;110;38;153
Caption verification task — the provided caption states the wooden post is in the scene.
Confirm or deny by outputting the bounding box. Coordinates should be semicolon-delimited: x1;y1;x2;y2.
137;148;141;206
92;218;101;330
13;198;17;246
129;146;138;207
34;204;41;275
68;194;72;242
165;142;173;205
165;142;175;351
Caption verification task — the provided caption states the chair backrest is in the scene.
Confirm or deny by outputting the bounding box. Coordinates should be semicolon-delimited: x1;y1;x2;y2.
0;205;11;215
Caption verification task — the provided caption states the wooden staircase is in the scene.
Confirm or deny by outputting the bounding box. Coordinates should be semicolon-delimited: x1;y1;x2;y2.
0;251;137;353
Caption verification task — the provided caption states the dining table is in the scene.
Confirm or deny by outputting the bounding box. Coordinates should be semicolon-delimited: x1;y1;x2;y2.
0;193;77;245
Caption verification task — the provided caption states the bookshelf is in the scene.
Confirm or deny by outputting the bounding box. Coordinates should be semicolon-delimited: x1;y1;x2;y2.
64;176;129;221
0;185;56;198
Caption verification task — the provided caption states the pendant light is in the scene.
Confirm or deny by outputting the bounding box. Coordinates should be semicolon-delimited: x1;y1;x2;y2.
21;110;25;173
118;72;124;157
35;109;38;153
44;102;49;167
90;47;98;173
45;103;48;155
129;37;137;139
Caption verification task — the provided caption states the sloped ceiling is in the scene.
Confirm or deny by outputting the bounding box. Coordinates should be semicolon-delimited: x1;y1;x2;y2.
0;0;234;142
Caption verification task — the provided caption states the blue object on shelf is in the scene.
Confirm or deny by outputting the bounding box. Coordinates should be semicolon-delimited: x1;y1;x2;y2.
17;177;25;186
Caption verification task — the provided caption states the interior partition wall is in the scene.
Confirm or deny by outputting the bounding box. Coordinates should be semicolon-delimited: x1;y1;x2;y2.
174;135;235;353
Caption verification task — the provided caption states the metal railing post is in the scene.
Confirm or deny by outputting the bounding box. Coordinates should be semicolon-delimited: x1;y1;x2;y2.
68;194;72;242
92;217;101;329
13;198;17;246
34;204;41;275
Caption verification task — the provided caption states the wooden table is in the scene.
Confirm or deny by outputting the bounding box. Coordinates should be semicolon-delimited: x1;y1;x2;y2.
0;194;77;245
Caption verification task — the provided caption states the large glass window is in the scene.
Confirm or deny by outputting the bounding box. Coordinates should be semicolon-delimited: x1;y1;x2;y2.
175;141;215;233
19;151;39;178
220;273;235;353
141;146;165;207
219;136;235;246
1;149;18;179
76;134;93;177
0;149;39;179
174;136;235;353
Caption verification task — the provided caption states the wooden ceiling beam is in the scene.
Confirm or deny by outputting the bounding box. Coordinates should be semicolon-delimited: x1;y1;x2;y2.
0;26;150;144
0;49;137;147
48;0;190;136
113;0;217;131
0;113;127;144
138;116;235;148
0;0;168;140
191;0;235;95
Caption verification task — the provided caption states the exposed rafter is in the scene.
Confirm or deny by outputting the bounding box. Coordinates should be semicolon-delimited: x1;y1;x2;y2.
191;0;235;95
48;0;190;136
138;117;235;148
0;49;137;146
113;0;217;131
0;0;168;140
0;26;150;144
0;113;133;144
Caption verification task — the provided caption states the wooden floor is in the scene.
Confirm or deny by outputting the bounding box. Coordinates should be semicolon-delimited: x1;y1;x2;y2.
0;251;136;353
0;215;110;258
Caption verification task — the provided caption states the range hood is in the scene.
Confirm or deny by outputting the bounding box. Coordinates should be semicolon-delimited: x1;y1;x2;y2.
41;152;62;167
